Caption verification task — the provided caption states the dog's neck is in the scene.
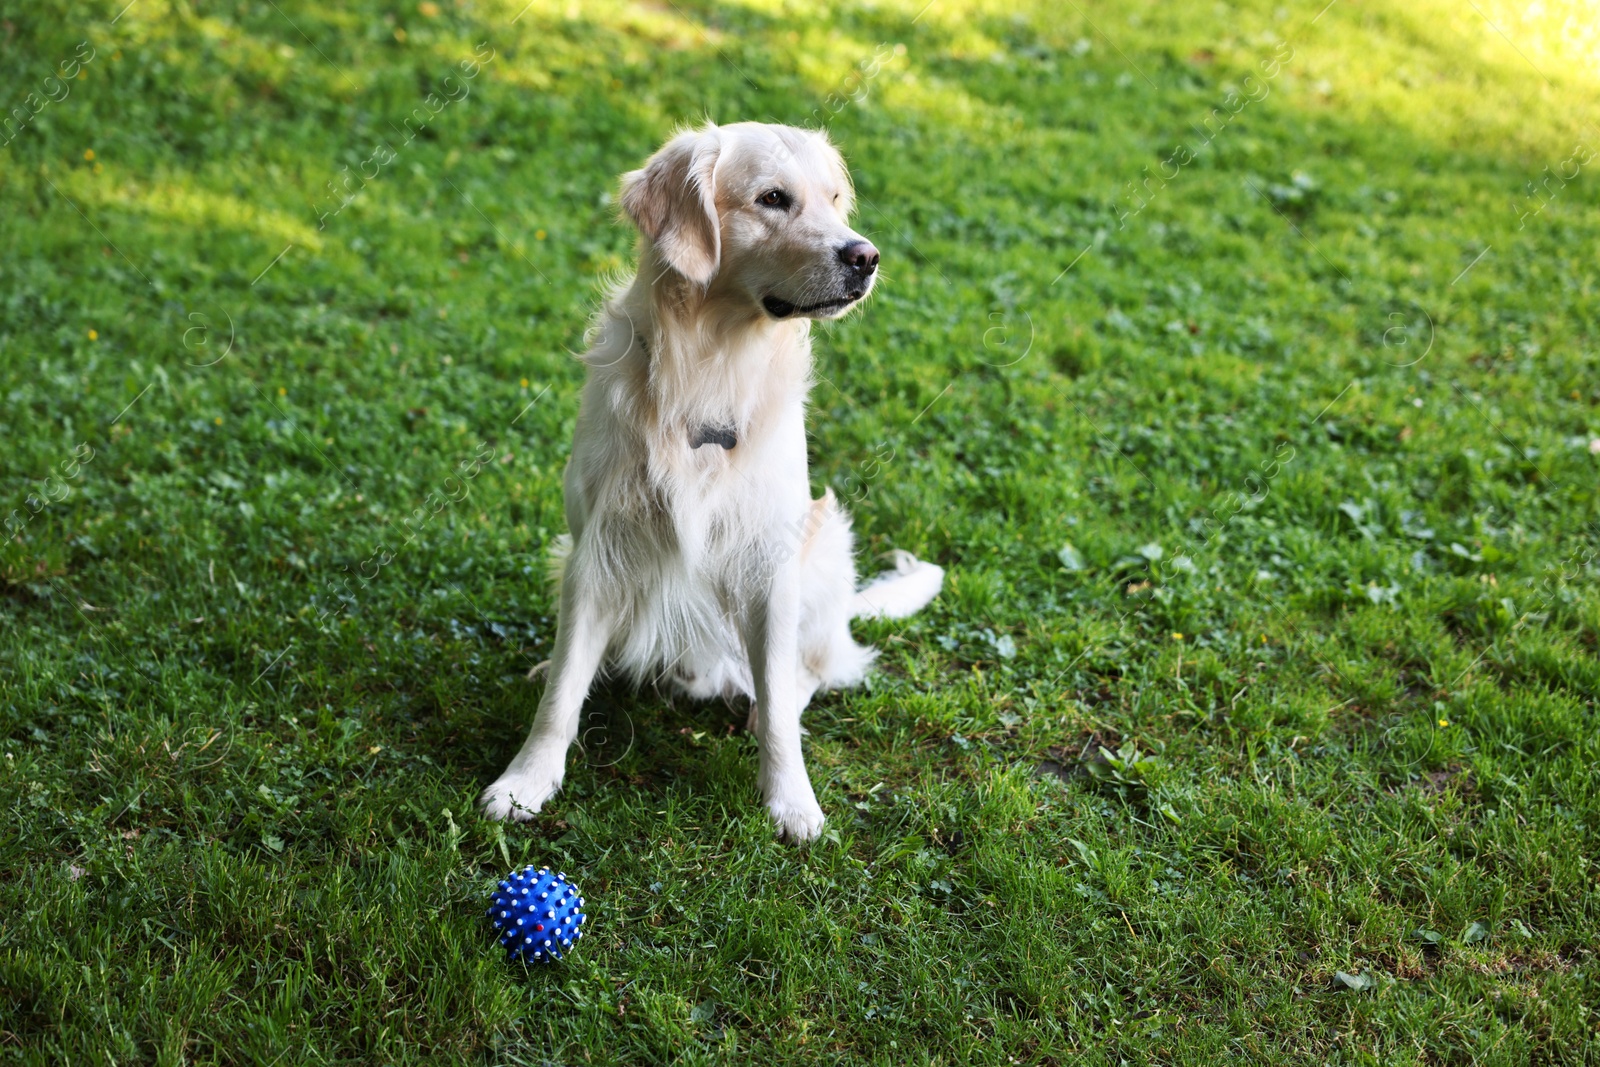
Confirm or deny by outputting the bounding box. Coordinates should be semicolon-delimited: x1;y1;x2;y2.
610;254;814;443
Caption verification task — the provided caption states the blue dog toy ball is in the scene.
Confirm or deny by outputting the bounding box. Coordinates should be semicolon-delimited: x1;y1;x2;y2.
487;865;587;963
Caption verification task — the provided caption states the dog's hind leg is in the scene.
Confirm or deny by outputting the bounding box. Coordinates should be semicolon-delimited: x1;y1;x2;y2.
796;491;877;693
480;575;613;822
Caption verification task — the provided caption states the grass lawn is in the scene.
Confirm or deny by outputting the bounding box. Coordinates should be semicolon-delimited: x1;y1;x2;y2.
3;0;1599;1062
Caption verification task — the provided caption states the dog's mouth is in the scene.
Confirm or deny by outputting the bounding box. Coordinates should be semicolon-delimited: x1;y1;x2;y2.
761;292;864;319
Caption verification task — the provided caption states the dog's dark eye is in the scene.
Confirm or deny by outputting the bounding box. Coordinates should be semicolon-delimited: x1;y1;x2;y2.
757;189;791;209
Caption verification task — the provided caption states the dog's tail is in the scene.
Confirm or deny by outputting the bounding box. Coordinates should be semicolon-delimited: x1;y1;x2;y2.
851;550;944;620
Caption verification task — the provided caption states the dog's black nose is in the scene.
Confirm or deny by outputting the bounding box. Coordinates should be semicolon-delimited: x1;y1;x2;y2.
837;240;879;277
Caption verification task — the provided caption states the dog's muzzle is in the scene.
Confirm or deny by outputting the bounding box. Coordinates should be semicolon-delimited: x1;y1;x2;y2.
763;240;880;318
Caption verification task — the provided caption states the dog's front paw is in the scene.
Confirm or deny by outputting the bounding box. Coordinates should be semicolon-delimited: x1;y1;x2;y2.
766;791;826;843
478;772;560;822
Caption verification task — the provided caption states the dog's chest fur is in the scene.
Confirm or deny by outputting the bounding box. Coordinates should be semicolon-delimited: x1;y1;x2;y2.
562;303;820;692
574;303;813;574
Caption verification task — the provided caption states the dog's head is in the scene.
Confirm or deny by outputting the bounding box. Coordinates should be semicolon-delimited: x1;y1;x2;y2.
620;121;878;321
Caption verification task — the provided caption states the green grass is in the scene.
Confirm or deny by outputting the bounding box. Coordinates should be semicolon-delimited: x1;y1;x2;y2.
2;0;1599;1062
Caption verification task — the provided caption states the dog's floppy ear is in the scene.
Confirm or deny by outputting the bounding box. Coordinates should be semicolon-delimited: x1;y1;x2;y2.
620;127;723;285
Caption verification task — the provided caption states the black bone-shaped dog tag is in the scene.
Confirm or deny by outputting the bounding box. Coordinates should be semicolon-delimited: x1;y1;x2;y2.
690;425;737;450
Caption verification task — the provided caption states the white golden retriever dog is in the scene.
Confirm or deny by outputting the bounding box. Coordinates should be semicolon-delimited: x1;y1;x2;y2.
479;121;943;840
